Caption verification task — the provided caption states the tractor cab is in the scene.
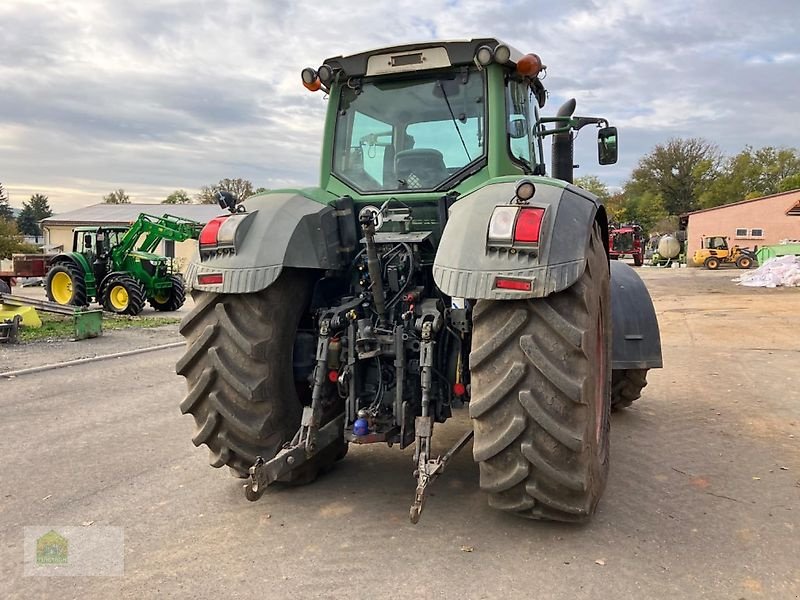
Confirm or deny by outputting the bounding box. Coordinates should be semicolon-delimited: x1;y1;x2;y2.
702;235;729;252
72;226;128;258
301;39;618;212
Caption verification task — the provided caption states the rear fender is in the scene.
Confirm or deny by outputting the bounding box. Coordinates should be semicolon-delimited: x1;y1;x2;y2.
48;252;97;294
610;261;662;370
187;192;344;294
433;178;606;299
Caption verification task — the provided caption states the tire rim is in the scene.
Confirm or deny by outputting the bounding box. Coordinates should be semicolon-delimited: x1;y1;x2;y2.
110;285;129;310
50;272;73;304
154;291;170;304
594;310;608;449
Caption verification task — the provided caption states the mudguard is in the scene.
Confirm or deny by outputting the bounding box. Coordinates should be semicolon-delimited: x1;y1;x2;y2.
49;252;97;290
610;261;662;370
187;192;343;294
433;178;605;299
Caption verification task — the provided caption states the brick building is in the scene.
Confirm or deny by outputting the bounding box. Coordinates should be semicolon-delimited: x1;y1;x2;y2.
684;189;800;264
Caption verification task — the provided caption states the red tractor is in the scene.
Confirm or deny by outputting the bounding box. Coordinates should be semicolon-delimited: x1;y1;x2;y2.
609;224;644;266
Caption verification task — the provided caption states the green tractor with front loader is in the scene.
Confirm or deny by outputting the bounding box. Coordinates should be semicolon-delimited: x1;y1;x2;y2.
46;213;203;315
178;39;662;523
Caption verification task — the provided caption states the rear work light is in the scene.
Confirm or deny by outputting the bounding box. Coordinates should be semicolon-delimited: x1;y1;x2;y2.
487;206;546;247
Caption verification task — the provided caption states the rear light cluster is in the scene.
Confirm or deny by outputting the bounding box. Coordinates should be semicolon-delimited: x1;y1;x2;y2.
487;206;545;247
199;213;253;252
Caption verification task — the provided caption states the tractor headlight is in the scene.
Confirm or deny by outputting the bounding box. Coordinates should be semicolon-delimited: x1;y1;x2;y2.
494;44;511;64
475;45;494;66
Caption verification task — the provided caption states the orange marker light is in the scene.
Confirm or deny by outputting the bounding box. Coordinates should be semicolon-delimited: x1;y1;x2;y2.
517;53;543;77
301;67;322;92
303;78;321;92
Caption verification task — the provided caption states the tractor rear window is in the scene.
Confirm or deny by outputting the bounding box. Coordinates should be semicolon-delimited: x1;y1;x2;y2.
332;70;486;193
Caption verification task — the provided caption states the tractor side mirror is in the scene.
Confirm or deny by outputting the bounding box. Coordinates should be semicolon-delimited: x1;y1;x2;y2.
216;190;238;213
598;127;618;165
508;117;527;139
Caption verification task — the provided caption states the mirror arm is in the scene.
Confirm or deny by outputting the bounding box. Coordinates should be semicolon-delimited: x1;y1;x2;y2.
535;115;608;138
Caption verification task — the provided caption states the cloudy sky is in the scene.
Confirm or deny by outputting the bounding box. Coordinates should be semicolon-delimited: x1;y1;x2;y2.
2;0;799;212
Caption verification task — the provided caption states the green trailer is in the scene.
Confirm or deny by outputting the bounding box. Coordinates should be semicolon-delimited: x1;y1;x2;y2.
756;243;800;264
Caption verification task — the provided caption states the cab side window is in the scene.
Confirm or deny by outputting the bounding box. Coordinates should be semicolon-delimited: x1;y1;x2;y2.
506;80;533;171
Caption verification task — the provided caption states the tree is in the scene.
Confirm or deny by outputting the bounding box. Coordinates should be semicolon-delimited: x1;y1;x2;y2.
574;175;611;203
196;178;254;204
103;189;130;204
0;218;38;259
626;138;721;215
699;146;800;207
624;191;668;235
17;193;53;237
778;173;800;193
0;183;14;221
163;189;191;204
604;192;628;225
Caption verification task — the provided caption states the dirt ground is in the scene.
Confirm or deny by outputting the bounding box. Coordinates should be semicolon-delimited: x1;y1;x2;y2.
1;265;799;599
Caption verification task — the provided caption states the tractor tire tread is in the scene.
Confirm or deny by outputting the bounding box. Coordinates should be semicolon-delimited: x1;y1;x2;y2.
150;274;186;311
611;369;649;410
470;226;610;522
177;269;343;481
45;262;89;307
101;274;146;316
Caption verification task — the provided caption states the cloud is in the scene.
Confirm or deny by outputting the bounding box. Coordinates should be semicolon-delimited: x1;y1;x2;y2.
1;0;799;211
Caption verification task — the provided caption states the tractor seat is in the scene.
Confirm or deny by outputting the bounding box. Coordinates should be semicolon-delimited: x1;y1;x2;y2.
395;149;447;189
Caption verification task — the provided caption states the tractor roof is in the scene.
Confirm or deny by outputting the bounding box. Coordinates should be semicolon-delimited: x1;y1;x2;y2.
322;38;524;78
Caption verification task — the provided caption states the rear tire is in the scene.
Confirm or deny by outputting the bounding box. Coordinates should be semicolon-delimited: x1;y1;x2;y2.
45;263;88;307
176;269;344;482
704;257;719;270
101;274;146;315
470;225;611;522
611;369;649;410
149;275;186;311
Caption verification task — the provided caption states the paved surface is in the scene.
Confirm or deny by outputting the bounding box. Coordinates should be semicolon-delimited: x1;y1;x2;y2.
2;268;799;599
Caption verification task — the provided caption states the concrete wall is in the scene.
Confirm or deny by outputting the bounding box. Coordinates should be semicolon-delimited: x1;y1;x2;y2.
43;225;198;273
686;190;800;264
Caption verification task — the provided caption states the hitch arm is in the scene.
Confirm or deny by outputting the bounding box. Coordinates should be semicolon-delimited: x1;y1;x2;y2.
244;414;345;501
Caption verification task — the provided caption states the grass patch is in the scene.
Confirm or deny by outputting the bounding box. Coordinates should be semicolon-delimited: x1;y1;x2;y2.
18;312;181;342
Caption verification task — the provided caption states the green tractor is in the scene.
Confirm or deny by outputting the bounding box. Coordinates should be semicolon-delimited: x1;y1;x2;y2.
178;39;662;523
46;213;203;316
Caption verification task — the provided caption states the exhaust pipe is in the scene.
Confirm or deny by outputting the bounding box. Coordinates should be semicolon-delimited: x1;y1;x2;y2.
552;98;576;183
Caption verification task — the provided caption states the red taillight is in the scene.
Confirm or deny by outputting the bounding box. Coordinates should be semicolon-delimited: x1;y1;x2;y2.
514;208;545;243
199;216;229;247
453;382;466;397
494;277;532;291
198;273;223;285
